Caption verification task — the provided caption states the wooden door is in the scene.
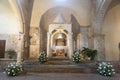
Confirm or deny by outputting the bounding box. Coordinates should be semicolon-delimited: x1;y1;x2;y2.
0;40;6;58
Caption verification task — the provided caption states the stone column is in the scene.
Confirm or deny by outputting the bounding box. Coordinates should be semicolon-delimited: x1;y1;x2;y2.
77;34;80;50
73;40;76;51
93;34;105;61
68;33;73;59
17;52;22;64
47;32;51;57
17;33;24;64
80;27;89;50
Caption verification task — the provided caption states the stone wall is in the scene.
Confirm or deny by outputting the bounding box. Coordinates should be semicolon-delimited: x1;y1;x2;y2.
102;3;120;61
29;27;40;58
0;34;21;58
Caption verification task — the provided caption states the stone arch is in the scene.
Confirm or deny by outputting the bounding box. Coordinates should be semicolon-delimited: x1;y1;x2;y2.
47;23;73;58
92;0;116;61
39;6;80;32
39;6;80;50
8;0;25;33
8;0;25;64
95;0;112;33
51;29;67;47
102;1;120;61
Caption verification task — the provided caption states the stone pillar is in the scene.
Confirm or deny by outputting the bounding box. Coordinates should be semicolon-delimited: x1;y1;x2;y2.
17;33;24;64
17;52;22;64
47;32;51;57
77;34;80;50
68;33;73;59
73;40;76;51
80;27;89;50
93;34;105;61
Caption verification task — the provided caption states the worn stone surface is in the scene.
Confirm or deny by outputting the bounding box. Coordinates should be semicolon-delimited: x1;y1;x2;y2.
29;27;40;59
93;34;105;61
29;45;39;59
0;72;120;80
80;27;89;50
30;27;40;45
0;34;21;58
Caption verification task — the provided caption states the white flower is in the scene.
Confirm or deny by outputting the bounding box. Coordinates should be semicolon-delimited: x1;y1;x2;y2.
111;65;113;67
103;67;106;69
104;74;106;76
8;72;10;74
108;70;110;72
103;70;105;72
112;69;115;71
107;65;110;67
99;67;102;69
11;64;13;67
12;70;14;72
100;71;102;73
7;69;10;71
99;64;102;66
13;74;15;76
13;66;15;68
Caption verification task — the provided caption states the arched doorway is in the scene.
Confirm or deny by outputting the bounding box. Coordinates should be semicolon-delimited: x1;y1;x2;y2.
51;29;68;58
47;23;73;59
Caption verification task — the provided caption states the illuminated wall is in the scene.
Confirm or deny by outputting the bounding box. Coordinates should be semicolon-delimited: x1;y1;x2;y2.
102;4;120;61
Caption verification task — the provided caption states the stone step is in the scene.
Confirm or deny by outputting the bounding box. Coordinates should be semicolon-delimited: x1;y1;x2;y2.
49;57;69;61
44;60;73;65
26;73;88;77
23;58;72;65
22;58;97;73
23;64;97;73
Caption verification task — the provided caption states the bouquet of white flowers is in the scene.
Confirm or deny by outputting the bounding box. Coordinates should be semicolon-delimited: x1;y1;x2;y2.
38;52;48;63
97;62;115;77
5;62;22;76
72;54;81;63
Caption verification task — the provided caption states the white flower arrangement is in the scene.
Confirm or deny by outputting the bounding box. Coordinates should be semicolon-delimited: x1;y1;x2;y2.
97;62;115;77
5;62;23;76
38;52;48;63
72;54;82;63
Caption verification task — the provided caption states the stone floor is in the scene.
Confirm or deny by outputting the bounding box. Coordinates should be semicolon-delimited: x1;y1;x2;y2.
0;72;120;80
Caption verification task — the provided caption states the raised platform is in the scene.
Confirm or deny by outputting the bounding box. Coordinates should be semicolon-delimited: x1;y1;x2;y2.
22;58;97;73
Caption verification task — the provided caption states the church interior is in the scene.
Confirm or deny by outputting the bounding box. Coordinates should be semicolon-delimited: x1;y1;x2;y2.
0;0;120;77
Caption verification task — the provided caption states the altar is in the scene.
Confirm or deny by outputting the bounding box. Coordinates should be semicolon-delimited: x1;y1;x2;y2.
51;46;68;56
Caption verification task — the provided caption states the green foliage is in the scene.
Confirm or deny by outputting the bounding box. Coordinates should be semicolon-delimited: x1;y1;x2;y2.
38;52;48;63
72;54;81;63
5;62;22;76
97;62;115;77
5;49;15;55
82;47;97;60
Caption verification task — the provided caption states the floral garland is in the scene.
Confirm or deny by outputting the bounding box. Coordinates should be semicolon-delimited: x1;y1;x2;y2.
97;62;115;77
